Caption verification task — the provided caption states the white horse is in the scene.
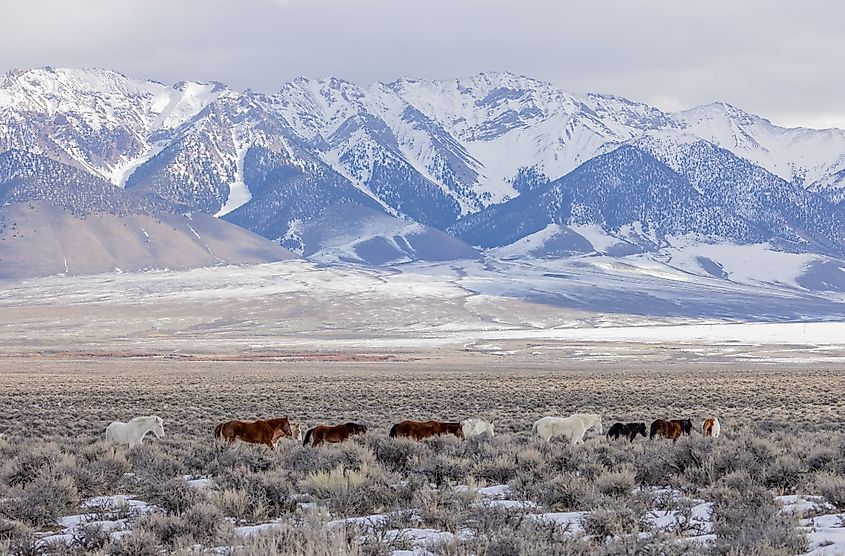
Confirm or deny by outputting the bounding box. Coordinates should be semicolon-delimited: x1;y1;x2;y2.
105;415;165;448
532;413;603;444
461;418;495;438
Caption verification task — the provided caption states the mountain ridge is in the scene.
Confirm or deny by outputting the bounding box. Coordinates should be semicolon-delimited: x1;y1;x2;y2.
2;66;844;270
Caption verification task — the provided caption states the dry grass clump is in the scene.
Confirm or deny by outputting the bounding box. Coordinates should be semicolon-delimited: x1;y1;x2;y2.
229;514;364;556
300;462;399;517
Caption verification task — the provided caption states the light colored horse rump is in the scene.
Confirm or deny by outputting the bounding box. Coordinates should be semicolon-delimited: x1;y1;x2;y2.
532;413;602;444
105;415;165;448
461;418;495;438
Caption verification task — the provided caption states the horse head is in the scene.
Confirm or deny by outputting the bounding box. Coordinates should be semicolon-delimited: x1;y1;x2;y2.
593;415;603;435
637;423;647;438
153;416;165;438
278;417;293;438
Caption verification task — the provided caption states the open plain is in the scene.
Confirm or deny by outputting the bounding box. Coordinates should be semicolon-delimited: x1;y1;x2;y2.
1;260;845;554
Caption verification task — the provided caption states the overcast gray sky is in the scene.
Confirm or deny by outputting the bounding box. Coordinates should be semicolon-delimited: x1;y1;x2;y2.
2;0;842;129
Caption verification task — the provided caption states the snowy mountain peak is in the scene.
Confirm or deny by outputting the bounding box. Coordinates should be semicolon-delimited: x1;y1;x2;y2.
675;100;845;188
2;66;845;263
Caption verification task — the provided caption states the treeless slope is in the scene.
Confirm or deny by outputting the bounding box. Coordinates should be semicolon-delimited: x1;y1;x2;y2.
0;202;297;279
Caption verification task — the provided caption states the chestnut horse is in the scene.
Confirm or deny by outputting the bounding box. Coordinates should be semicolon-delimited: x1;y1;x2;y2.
649;418;692;441
214;417;293;450
702;418;721;438
303;422;368;447
389;420;463;441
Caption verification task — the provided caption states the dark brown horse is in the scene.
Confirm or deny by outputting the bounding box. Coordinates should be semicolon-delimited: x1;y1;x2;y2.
389;420;464;441
214;417;293;450
303;422;368;447
649;418;692;441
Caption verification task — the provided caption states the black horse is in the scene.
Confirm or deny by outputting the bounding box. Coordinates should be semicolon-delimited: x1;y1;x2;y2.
607;422;647;442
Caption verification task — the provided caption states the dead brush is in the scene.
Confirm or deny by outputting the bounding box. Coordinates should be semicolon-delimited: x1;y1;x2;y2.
300;462;398;517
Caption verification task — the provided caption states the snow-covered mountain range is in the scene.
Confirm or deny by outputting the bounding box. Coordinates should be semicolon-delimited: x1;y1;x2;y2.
2;66;845;277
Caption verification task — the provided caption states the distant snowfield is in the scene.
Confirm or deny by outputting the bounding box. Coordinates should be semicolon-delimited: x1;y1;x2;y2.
485;321;845;346
1;252;844;358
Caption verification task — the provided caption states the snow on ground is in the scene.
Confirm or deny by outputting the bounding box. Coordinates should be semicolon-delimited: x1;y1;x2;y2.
36;495;157;548
778;495;835;515
35;483;845;555
183;474;214;490
1;255;845;356
802;513;845;555
660;240;822;289
569;224;626;253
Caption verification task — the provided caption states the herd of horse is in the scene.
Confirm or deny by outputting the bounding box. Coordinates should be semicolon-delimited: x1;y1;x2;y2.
104;414;721;449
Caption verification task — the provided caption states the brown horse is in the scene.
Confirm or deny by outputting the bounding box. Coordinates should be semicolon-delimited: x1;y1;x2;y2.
303;422;368;447
214;417;293;450
702;418;721;438
389;420;464;441
649;418;693;441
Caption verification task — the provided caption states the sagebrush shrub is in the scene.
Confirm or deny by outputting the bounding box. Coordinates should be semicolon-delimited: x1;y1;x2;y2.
814;472;845;510
105;526;160;556
137;477;197;515
0;475;78;527
515;473;598;512
595;467;637;498
708;471;806;555
582;505;643;539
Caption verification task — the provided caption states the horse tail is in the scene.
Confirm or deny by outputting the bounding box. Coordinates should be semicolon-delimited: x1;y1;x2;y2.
649;421;658;439
303;428;314;447
531;421;539;438
389;424;398;438
214;423;224;439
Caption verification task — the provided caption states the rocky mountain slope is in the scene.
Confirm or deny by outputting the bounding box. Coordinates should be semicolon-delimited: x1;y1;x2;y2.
1;66;844;271
0;149;295;278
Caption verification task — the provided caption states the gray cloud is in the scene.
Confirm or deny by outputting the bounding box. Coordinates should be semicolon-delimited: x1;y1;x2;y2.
2;0;843;128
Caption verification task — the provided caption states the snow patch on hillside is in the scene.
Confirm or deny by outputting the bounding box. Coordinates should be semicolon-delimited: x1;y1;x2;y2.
215;140;252;216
